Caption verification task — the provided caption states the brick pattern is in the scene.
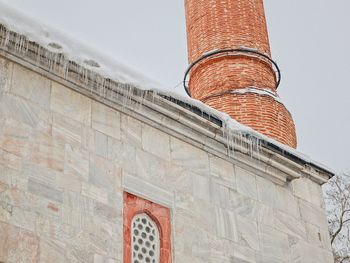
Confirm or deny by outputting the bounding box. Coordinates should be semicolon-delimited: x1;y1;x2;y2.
205;93;297;148
184;0;297;148
123;192;172;263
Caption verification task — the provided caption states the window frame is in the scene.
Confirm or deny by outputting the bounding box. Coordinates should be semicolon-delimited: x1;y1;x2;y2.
123;192;172;263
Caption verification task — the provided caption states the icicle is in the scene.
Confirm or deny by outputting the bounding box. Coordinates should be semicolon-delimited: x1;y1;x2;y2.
0;24;288;169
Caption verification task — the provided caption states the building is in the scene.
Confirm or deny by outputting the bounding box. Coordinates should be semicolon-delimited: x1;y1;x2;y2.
0;1;334;262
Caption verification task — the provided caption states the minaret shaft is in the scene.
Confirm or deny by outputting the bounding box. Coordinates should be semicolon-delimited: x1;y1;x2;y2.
184;0;297;148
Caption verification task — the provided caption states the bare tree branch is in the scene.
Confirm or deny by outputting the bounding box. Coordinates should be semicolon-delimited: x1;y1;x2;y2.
324;173;350;262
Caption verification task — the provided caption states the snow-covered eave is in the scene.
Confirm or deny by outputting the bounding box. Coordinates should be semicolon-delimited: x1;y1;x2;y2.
0;2;335;184
0;1;162;91
155;89;335;182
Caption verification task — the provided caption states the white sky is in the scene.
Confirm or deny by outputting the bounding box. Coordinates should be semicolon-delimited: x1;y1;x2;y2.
1;0;349;173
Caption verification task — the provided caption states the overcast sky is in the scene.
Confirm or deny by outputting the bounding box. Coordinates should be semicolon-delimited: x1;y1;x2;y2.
1;0;349;173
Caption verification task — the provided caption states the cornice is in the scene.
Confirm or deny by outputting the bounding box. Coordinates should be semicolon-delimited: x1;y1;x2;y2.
0;25;334;186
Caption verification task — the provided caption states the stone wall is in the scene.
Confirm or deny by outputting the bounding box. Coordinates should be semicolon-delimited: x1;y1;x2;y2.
0;56;333;262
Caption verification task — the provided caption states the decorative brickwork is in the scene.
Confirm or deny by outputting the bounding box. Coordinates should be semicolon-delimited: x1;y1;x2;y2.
123;192;171;263
184;0;297;148
205;93;297;147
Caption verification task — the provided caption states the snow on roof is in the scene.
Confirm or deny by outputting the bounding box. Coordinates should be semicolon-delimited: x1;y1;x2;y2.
152;89;334;175
0;1;334;175
0;1;162;91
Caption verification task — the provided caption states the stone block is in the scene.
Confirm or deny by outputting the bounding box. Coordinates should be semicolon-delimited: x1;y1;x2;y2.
203;238;229;262
259;225;290;260
10;63;51;108
229;190;259;221
121;114;142;148
0;93;51;130
215;207;238;242
309;181;325;208
174;168;193;194
31;193;61;218
0;203;12;224
236;167;257;200
66;243;94;263
298;199;329;229
63;190;95;215
39;239;67;263
8;207;36;232
89;155;120;193
236;215;259;250
193;173;210;201
135;148;172;183
209;155;235;187
82;183;108;204
123;173;174;208
292;177;312;202
0;148;22;171
7;171;28;191
94;131;109;158
191;234;211;259
290;240;334;263
93;201;119;222
256;254;288;263
256;203;275;228
52;112;83;146
0;118;31;158
28;178;63;203
0;222;39;263
256;175;276;206
275;185;300;219
0;185;13;222
210;182;230;208
64;143;89;181
141;124;170;161
274;210;307;239
170;137;209;175
0;181;29;208
305;222;323;248
24;162;59;188
62;206;82;228
82;127;95;152
107;137;136;175
192;199;216;232
54;179;75;202
0;57;12;93
50;82;91;125
319;228;332;251
92;101;121;139
28;134;65;172
34;215;53;238
175;193;195;216
88;231;114;257
0;132;29;160
93;254;118;263
231;243;257;263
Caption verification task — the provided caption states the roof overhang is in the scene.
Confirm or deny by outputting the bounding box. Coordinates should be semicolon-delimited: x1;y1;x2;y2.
0;23;334;186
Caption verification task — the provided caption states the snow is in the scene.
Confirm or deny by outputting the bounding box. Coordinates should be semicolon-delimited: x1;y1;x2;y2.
229;87;283;104
0;1;162;91
155;88;334;174
0;1;334;175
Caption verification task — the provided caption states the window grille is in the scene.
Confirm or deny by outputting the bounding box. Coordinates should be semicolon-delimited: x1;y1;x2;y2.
131;213;160;263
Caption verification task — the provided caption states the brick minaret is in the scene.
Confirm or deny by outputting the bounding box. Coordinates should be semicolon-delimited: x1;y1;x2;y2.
184;0;297;148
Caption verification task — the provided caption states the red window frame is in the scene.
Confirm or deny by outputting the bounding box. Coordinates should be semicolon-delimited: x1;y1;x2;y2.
123;192;172;263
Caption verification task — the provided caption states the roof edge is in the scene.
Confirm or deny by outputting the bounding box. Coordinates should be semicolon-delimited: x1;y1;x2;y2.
0;24;334;185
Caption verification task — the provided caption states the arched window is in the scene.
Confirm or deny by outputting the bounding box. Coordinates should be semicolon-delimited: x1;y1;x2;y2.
131;213;160;263
123;192;172;263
